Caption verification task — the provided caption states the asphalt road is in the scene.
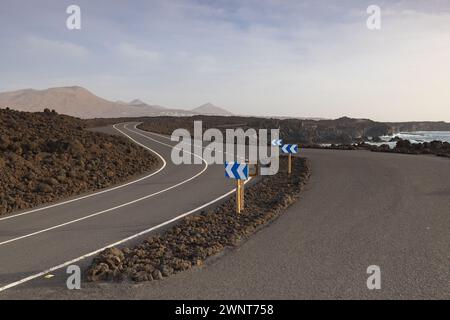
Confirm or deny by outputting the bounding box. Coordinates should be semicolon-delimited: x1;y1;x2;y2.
1;126;449;299
0;123;239;294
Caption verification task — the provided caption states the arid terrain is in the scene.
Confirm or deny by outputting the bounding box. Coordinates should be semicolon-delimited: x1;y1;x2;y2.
137;115;450;144
0;108;159;215
0;86;232;119
2;86;449;145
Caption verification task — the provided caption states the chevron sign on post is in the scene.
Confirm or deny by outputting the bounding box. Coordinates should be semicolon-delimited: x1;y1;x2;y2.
281;144;298;154
281;144;298;174
225;162;249;180
225;162;249;213
271;139;283;146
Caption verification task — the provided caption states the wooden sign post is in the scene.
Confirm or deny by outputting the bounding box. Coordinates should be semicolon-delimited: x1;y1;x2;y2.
240;179;245;211
281;144;298;175
288;154;292;175
225;162;249;214
236;179;244;213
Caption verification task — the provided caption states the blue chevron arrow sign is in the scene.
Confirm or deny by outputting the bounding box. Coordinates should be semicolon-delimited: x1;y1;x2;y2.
225;162;249;180
271;139;283;146
281;144;298;154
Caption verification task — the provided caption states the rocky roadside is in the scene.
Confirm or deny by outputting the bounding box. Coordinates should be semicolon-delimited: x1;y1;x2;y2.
86;156;310;283
368;139;450;158
0;108;159;216
301;140;450;158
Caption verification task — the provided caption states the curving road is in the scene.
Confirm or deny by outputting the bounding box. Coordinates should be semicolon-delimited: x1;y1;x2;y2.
1;126;449;299
0;123;242;293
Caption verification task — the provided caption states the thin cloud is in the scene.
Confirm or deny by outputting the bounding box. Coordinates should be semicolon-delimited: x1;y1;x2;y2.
26;36;89;58
117;43;160;63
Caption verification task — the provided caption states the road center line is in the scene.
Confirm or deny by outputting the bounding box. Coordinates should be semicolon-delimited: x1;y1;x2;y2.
0;123;251;293
0;123;167;222
0;123;208;247
0;178;250;293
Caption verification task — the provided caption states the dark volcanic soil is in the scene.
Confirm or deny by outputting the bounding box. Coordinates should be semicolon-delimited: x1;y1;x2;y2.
86;156;310;283
0;108;159;216
369;139;450;158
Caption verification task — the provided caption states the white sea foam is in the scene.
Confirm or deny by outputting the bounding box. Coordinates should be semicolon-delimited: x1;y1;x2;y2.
381;131;450;144
366;131;450;149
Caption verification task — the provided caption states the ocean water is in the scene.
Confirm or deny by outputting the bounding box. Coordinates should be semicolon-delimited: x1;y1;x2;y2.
368;131;450;148
381;131;450;144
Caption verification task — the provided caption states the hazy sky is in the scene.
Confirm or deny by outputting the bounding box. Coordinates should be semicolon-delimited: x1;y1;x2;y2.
1;0;449;121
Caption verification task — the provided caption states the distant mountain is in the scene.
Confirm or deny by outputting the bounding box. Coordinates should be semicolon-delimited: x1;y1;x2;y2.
191;103;233;116
128;99;146;106
127;99;166;111
0;86;167;119
0;86;130;118
0;87;234;118
0;87;189;118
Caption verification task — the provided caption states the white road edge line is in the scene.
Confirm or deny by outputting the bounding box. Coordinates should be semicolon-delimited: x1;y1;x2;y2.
0;123;167;222
0;123;208;247
0;124;252;293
